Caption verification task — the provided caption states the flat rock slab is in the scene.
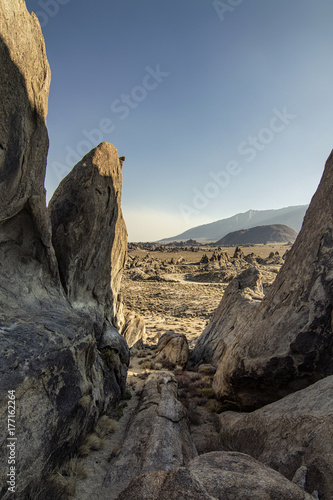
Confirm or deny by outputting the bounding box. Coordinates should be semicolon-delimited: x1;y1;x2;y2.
103;372;197;498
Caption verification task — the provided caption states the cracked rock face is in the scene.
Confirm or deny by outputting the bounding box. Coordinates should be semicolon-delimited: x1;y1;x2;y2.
104;372;198;499
197;151;333;410
49;142;127;329
117;452;313;500
219;375;333;499
0;3;129;498
192;267;264;368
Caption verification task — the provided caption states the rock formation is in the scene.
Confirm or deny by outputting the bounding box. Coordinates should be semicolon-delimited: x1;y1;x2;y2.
104;372;197;498
0;2;129;498
191;267;264;368
219;375;333;499
49;142;127;329
154;331;189;368
121;311;147;348
194;151;333;409
117;452;313;499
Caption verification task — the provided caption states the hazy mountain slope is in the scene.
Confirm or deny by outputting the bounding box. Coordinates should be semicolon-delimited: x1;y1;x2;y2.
160;206;307;243
216;224;298;245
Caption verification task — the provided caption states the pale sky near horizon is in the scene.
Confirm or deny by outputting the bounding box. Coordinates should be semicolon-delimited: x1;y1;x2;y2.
25;0;333;241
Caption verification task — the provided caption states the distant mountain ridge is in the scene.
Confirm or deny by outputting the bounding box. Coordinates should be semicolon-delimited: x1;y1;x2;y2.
216;224;298;245
160;205;308;243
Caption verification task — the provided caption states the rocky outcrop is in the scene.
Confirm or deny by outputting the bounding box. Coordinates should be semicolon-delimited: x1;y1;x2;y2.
192;267;264;367
117;452;313;500
154;331;189;369
0;3;129;498
122;311;146;348
196;151;333;409
219;375;333;499
104;372;197;498
49;142;127;329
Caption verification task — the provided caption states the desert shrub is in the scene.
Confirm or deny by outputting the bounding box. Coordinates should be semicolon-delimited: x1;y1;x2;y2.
188;379;211;398
139;360;152;370
161;359;176;370
95;415;118;438
121;389;132;400
27;457;88;500
137;350;149;358
175;373;192;389
196;396;209;406
200;375;213;385
110;401;128;420
78;433;105;457
196;387;215;399
26;478;71;500
198;364;216;376
187;408;202;426
205;399;224;413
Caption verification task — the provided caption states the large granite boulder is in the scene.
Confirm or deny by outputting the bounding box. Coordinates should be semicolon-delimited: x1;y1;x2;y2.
49;141;127;329
219;375;333;499
103;372;197;498
0;3;129;498
117;452;313;500
197;151;333;409
191;267;264;367
154;331;189;369
122;310;147;348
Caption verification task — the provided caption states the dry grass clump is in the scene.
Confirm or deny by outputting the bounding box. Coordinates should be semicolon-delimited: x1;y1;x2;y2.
196;387;215;399
137;350;149;358
95;415;118;438
27;457;88;499
78;432;105;457
139;360;153;370
77;394;91;408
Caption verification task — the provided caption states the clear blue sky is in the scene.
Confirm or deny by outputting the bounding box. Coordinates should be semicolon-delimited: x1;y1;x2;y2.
25;0;333;241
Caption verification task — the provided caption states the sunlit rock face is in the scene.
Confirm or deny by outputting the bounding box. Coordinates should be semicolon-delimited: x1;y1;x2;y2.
49;142;128;329
201;151;333;410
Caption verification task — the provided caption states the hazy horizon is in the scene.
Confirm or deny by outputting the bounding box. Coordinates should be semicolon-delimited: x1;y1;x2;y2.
25;0;333;241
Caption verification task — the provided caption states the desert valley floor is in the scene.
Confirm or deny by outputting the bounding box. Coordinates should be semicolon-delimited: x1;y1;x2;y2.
121;243;290;348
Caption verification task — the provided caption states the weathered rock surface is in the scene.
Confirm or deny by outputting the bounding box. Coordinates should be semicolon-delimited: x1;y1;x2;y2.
49;142;127;329
154;331;189;368
117;452;313;500
122;310;146;348
104;372;197;498
196;151;333;409
0;3;129;498
219;375;333;499
192;267;264;367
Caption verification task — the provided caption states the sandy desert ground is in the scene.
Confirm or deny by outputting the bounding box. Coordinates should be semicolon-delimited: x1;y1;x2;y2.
121;243;290;348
